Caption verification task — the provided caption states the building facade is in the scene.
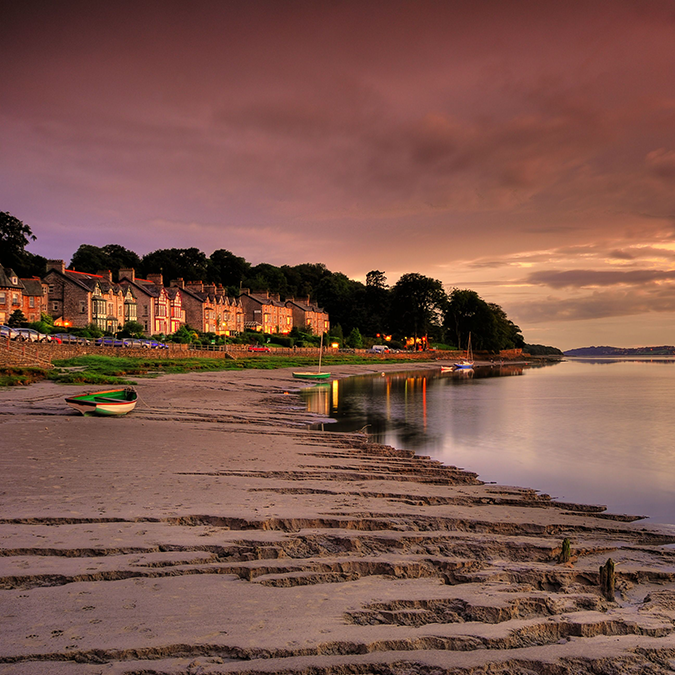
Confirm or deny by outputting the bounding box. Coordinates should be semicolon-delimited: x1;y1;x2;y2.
239;289;293;334
44;261;136;332
171;279;245;335
284;296;330;335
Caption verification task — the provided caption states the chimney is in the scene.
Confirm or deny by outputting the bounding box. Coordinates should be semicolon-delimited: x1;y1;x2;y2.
47;259;65;274
240;288;250;296
97;269;113;282
119;268;135;282
187;280;204;292
171;278;185;289
147;273;163;286
205;283;216;295
306;295;311;305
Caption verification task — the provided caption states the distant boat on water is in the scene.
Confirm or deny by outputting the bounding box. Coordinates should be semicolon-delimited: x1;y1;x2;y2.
65;387;138;416
453;333;474;371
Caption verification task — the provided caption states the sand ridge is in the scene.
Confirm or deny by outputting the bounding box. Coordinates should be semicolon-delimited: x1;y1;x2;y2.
0;365;674;674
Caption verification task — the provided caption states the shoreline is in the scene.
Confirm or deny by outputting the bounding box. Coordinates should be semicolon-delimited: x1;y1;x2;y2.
1;365;674;674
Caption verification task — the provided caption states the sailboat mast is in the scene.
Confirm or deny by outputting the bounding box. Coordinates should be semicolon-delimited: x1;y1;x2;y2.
318;332;323;373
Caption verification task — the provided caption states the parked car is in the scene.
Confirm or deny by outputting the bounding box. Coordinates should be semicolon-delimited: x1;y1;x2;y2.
248;345;271;352
52;333;90;345
126;338;150;348
46;335;62;343
0;325;20;340
142;339;168;349
95;337;131;347
14;328;49;342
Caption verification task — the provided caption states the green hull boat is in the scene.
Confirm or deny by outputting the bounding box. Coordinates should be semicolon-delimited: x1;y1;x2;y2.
292;372;332;380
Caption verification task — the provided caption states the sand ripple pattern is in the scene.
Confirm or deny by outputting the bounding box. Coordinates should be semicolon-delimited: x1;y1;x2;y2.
1;369;675;674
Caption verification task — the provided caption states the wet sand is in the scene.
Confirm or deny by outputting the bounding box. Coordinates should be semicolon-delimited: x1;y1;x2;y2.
1;365;674;674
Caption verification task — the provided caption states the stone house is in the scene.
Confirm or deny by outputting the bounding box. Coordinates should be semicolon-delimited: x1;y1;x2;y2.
170;279;245;335
0;267;26;324
284;296;330;335
20;277;49;323
44;260;136;332
239;289;293;334
118;270;184;335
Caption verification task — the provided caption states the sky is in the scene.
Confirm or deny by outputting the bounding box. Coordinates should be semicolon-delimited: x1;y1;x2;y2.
2;0;675;350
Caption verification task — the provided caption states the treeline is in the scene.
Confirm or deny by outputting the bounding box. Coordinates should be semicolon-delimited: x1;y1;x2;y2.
63;244;526;351
1;211;558;352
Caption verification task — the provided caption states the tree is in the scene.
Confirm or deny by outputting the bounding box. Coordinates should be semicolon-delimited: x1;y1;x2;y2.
445;290;525;352
142;248;209;282
390;273;447;343
346;327;363;348
118;320;145;338
363;269;390;336
69;244;141;278
70;245;114;274
208;249;250;288
0;212;45;277
366;270;387;289
8;309;28;327
445;289;498;351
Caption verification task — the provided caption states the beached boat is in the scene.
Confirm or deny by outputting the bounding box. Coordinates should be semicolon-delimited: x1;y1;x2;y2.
292;371;332;380
293;332;331;380
453;333;474;370
65;387;138;416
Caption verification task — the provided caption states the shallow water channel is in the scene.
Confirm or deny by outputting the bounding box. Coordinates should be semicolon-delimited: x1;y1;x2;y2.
301;359;675;525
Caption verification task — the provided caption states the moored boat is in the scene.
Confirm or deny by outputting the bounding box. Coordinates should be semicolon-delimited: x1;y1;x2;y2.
293;332;331;380
454;333;474;370
65;387;138;416
292;371;332;380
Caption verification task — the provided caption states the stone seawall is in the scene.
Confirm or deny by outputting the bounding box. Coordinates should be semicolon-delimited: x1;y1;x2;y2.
1;339;525;368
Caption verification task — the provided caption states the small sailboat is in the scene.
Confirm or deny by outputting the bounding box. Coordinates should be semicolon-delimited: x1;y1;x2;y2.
453;333;474;371
293;333;331;380
65;387;138;416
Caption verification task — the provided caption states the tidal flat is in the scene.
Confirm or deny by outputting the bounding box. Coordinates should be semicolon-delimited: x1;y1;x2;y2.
1;364;674;675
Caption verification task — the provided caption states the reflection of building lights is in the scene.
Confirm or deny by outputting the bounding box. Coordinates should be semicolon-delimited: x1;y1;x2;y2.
332;379;339;412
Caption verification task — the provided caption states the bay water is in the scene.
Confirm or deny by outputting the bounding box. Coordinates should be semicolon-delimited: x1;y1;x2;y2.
302;359;675;525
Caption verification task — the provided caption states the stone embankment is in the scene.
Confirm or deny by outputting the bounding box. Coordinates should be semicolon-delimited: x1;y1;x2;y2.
0;366;669;675
1;337;530;369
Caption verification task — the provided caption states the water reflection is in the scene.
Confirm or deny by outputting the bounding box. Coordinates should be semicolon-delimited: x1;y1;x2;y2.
301;360;675;524
305;365;526;445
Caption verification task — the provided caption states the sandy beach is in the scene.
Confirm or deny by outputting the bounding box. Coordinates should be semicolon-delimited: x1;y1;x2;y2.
1;364;675;674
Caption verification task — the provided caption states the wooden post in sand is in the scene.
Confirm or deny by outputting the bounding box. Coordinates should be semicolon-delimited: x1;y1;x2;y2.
560;538;571;563
599;558;615;601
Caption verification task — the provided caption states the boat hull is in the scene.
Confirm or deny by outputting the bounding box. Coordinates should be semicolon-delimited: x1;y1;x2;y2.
292;372;331;380
65;388;138;416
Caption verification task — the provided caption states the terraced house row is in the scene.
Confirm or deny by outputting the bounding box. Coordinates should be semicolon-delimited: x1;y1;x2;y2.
2;260;329;337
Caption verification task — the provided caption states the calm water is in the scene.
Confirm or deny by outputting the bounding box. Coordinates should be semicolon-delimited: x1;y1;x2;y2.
302;359;675;525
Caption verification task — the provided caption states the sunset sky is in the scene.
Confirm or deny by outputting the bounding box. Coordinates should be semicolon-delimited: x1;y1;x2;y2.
2;0;675;349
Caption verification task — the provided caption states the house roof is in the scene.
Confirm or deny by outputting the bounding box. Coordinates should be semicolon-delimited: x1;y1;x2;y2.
180;286;240;306
286;298;327;314
21;278;45;296
241;292;288;308
0;267;24;290
47;268;128;296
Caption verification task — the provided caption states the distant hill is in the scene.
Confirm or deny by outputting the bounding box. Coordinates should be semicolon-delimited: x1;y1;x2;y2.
564;345;675;357
524;343;564;356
